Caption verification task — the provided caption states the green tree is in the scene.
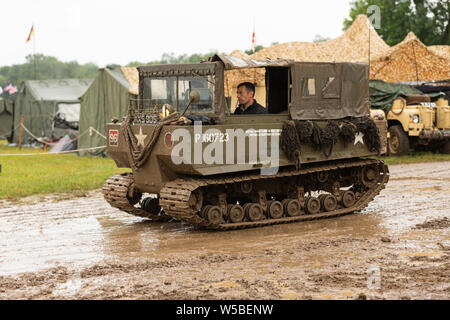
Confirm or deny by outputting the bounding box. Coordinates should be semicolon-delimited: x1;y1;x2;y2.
125;51;219;67
0;54;99;89
313;34;331;43
245;45;264;55
74;63;99;78
429;0;450;45
343;0;450;46
160;51;219;64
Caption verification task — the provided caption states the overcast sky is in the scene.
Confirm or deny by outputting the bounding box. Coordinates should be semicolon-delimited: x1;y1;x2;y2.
1;0;353;67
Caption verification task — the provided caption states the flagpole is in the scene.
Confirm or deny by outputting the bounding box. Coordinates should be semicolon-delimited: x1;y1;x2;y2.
33;22;37;80
368;18;371;81
252;19;256;85
252;18;255;53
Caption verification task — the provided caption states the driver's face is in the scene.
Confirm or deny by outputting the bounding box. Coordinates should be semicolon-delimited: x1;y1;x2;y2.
237;86;253;106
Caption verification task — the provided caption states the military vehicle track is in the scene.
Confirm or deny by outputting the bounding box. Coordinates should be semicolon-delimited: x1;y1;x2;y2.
103;159;388;230
159;159;388;230
102;174;171;221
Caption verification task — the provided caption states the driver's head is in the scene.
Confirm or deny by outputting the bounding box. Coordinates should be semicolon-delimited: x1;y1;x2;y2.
237;82;255;107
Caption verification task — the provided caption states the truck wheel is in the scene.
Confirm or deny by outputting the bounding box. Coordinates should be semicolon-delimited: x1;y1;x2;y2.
388;125;410;156
439;141;450;154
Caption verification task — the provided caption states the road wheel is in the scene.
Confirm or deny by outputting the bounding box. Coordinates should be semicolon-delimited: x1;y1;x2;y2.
439;141;450;154
388;125;410;156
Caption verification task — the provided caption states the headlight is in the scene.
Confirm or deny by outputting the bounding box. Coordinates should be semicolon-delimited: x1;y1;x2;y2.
411;115;419;124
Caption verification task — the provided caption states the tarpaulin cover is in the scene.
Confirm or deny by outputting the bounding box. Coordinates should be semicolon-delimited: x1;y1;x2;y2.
210;54;293;70
211;56;371;120
413;82;450;101
369;80;444;113
290;62;370;120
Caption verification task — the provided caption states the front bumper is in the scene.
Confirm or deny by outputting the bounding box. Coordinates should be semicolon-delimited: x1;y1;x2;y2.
419;129;450;140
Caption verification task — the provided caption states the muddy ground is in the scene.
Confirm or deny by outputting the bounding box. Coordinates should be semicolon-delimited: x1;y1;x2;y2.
0;161;449;300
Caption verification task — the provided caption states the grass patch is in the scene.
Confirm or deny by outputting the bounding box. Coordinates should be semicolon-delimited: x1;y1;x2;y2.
1;140;449;199
0;140;129;199
378;152;450;165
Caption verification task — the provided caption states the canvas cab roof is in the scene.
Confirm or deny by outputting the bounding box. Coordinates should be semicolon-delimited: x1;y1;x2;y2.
137;55;370;120
209;54;294;70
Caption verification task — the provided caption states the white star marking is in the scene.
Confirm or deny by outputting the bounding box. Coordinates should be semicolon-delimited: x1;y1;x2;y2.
354;132;364;145
135;127;147;148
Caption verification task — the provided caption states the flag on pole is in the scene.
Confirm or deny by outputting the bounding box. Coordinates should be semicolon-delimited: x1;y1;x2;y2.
26;25;34;43
251;24;256;53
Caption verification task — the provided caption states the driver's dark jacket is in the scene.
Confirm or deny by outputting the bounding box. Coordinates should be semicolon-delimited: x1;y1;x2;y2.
233;100;268;115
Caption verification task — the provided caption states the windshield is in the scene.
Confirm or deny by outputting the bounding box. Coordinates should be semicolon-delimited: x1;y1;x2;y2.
143;75;214;113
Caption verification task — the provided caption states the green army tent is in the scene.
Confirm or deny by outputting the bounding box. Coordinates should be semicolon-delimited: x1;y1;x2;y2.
0;98;13;140
11;78;93;145
78;66;138;156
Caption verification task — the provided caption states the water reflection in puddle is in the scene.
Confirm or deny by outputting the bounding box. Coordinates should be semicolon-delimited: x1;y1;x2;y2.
1;160;449;277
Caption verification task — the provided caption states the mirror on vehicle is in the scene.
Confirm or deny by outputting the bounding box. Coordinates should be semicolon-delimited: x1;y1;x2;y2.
189;90;200;104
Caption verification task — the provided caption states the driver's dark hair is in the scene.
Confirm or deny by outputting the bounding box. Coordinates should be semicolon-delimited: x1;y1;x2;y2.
237;82;255;95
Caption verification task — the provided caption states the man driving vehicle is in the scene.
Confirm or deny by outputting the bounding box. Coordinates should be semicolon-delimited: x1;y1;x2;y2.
234;82;268;115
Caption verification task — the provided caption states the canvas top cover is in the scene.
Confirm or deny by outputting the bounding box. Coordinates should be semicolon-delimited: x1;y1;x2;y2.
369;80;445;113
138;55;370;121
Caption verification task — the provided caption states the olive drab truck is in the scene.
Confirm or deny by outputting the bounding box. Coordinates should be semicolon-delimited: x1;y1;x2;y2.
387;95;450;155
102;55;389;230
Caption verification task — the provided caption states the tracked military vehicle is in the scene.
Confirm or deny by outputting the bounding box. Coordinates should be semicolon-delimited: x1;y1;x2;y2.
102;55;389;230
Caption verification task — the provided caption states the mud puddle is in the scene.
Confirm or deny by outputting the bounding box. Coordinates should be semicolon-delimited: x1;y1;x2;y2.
0;161;449;299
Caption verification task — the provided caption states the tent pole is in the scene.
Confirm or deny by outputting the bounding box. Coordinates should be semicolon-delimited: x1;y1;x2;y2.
19;115;24;149
368;17;371;80
412;42;419;84
33;21;37;80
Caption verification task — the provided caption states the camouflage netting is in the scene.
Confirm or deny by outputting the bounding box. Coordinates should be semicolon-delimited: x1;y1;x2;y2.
350;116;381;153
320;121;341;157
251;15;389;64
281;121;301;169
281;116;381;168
293;120;340;156
339;121;357;146
294;120;314;142
370;32;450;83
